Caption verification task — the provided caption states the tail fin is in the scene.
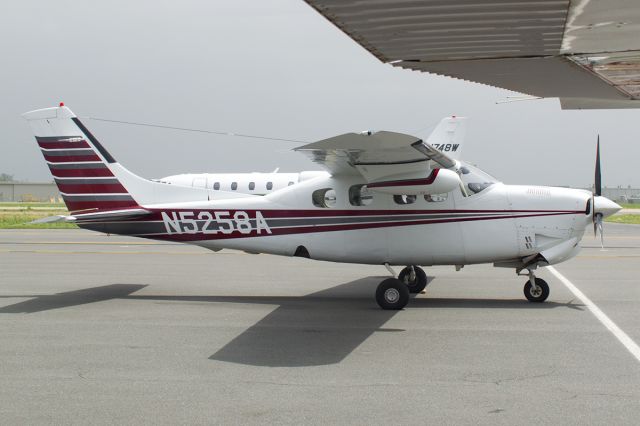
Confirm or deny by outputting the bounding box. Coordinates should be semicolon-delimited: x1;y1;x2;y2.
23;105;139;214
23;104;226;215
425;116;467;160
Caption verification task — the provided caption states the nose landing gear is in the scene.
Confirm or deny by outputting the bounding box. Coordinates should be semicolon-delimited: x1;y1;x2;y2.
522;269;549;303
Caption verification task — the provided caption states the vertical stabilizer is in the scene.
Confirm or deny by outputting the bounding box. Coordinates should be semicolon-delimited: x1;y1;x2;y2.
23;105;251;214
23;105;138;214
425;116;467;160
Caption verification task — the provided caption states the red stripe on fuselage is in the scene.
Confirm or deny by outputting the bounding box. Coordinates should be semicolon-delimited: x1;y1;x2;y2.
145;211;580;242
143;208;584;220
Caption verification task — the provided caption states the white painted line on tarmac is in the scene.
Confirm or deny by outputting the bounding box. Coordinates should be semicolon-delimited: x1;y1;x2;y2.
548;266;640;363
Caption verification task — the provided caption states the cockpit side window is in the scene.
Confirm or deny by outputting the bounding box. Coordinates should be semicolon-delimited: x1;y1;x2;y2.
459;163;498;195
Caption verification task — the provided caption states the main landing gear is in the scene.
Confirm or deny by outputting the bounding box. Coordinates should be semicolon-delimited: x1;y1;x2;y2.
522;269;549;303
376;265;429;310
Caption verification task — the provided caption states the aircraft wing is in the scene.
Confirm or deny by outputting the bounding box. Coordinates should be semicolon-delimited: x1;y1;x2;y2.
304;0;640;109
295;130;455;178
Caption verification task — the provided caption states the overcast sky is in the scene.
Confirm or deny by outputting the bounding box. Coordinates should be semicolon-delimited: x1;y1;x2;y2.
2;0;639;188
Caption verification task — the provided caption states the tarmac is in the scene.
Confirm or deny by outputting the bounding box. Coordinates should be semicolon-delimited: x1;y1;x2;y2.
0;224;639;425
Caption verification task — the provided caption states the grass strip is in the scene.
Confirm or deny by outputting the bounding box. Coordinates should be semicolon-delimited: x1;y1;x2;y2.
605;214;640;225
0;211;77;229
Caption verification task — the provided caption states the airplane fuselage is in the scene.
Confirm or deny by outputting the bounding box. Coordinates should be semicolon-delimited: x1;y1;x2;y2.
79;173;591;268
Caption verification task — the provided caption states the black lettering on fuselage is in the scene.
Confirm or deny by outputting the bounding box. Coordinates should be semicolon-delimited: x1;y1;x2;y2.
432;143;459;152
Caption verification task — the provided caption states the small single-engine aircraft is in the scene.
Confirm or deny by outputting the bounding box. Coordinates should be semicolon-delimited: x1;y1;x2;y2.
23;104;621;310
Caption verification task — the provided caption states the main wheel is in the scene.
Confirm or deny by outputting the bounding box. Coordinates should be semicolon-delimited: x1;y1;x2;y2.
376;278;410;310
524;278;550;303
398;266;428;293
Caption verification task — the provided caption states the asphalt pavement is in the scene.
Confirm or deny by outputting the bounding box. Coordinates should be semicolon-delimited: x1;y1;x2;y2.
0;225;639;425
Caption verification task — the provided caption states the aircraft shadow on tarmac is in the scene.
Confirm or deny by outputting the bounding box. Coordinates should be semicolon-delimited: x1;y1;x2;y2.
0;284;147;314
0;278;585;367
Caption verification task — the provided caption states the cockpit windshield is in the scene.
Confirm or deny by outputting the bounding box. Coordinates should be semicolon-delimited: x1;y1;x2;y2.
458;162;499;195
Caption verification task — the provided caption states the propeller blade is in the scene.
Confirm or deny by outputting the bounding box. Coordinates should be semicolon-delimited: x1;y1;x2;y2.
594;212;604;249
599;222;604;249
592;195;596;236
595;135;602;196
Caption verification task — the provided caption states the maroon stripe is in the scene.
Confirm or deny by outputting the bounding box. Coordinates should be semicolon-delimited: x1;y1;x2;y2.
147;211;579;242
55;183;128;194
49;168;114;178
144;208;585;220
43;154;102;163
38;140;91;149
64;200;138;212
368;169;439;188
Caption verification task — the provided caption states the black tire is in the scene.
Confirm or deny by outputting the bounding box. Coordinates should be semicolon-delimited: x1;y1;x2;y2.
376;278;410;310
398;266;428;294
524;278;550;302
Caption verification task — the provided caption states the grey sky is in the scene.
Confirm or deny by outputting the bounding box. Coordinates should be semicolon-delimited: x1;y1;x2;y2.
2;0;639;187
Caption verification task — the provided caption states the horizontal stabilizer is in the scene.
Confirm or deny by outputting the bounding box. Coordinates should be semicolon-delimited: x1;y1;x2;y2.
28;215;73;224
29;208;152;225
71;208;152;222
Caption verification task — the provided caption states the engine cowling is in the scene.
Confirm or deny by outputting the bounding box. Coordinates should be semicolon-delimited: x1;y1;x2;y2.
367;169;461;195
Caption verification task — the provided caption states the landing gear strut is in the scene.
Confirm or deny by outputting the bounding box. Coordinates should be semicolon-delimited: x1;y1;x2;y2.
398;265;428;294
376;264;428;310
522;269;549;303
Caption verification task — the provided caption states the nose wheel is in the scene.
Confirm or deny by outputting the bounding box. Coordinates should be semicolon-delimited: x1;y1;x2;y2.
524;277;549;302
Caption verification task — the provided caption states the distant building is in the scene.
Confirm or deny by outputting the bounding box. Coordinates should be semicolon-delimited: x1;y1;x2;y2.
598;187;640;204
0;182;62;203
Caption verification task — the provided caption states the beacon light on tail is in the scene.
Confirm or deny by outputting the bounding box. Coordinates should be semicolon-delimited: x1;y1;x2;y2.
23;105;621;310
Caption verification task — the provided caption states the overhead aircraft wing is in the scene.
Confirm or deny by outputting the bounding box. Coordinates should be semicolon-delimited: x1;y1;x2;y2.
304;0;640;109
295;129;456;179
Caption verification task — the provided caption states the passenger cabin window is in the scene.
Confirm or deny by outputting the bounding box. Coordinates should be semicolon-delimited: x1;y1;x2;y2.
213;182;220;190
266;182;273;190
424;193;448;202
231;182;238;190
249;182;255;190
312;188;337;208
393;194;417;205
349;184;374;206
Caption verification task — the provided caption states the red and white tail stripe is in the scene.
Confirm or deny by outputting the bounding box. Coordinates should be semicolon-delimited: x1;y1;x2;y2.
25;106;138;214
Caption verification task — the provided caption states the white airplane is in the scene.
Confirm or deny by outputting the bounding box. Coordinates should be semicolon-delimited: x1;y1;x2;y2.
156;170;325;196
155;125;458;196
23;104;621;310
